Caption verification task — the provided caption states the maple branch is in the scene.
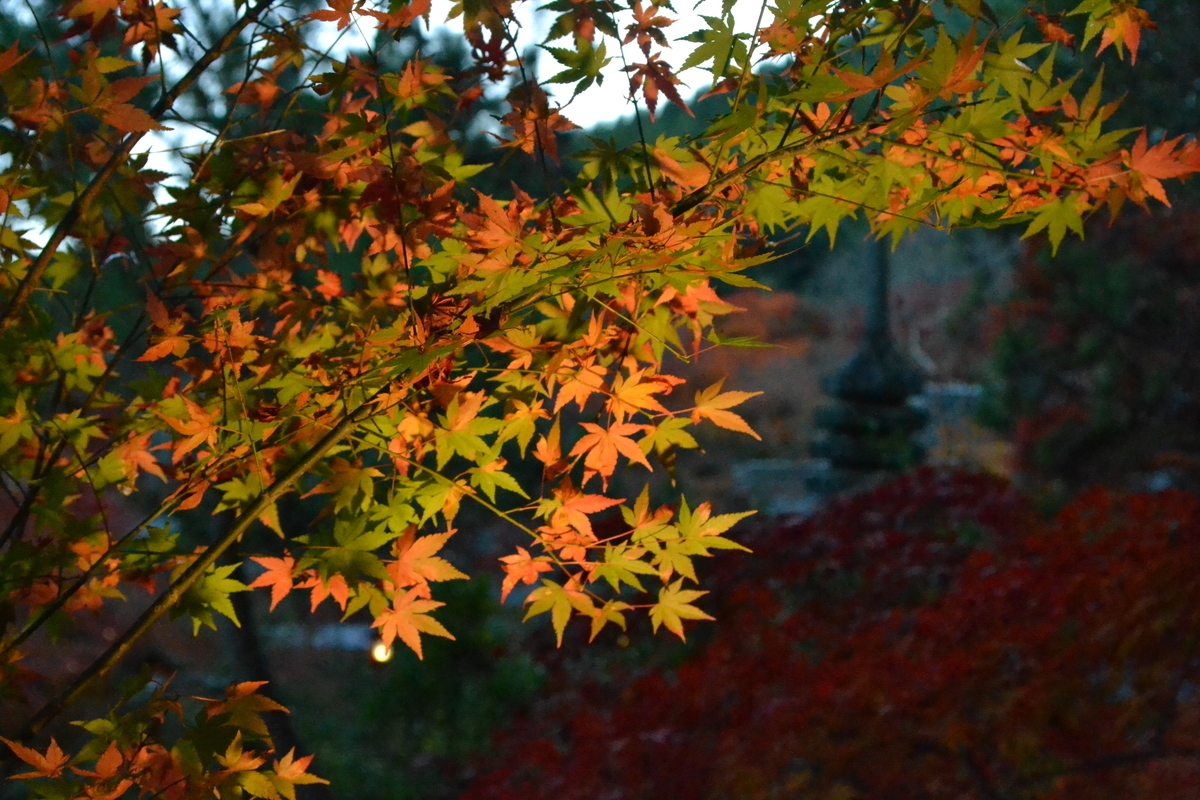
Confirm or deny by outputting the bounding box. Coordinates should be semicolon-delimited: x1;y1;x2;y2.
10;385;388;745
0;0;277;333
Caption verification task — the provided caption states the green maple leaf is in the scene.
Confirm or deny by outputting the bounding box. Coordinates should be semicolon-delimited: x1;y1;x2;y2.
543;36;610;98
679;15;748;81
173;563;250;634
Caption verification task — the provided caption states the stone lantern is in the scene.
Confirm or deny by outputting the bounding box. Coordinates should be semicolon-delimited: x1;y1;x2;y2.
808;238;927;494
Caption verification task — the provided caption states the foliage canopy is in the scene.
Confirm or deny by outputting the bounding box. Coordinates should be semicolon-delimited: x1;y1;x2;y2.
0;0;1193;795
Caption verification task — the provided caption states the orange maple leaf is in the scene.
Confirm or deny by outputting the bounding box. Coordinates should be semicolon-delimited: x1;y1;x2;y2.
570;421;652;482
159;398;220;463
137;300;189;360
387;530;468;596
623;1;674;58
371;588;455;659
1030;12;1075;49
606;368;677;421
71;741;125;781
1097;7;1155;64
553;359;608;412
498;84;579;163
496;546;552;604
499;547;554;602
249;556;297;611
364;0;431;30
272;749;331;788
103;103;170;133
1;736;70;779
1125;132;1200;207
832;49;921;99
315;269;343;301
543;484;624;540
937;29;986;99
307;0;357;29
111;431;167;483
298;572;351;612
690;380;762;440
653;148;710;191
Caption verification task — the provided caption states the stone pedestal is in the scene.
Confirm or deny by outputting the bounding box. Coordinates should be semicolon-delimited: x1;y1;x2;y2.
807;240;927;494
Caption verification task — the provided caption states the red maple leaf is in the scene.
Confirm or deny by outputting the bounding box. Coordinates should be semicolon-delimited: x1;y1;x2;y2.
624;56;693;123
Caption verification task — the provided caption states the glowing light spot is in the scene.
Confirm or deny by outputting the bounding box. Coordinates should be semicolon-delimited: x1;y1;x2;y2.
369;639;393;663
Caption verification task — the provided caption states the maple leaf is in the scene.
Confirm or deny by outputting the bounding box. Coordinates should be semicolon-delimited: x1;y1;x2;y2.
541;483;625;540
589;599;632;642
653;148;710;192
498;83;579;163
554;359;608;412
690;380;762;440
0;43;29;79
159;398;221;463
606;368;676;421
216;731;266;774
203;681;287;738
523;578;596;646
624;56;692;122
68;0;118;22
315;269;343;301
649;579;713;641
0;736;70;779
103;104;170;133
249;556;297;611
499;546;553;602
123;3;183;52
371;588;455;659
387;530;468;595
569;421;652;483
498;399;549;455
271;749;330;800
1030;12;1075;49
74;743;135;799
175;561;250;634
832;49;921;99
622;1;673;58
364;0;431;30
533;419;563;470
110;431;167;483
1096;6;1155;64
137;294;190;360
301;458;383;511
298;572;352;612
307;0;357;29
1124;132;1200;207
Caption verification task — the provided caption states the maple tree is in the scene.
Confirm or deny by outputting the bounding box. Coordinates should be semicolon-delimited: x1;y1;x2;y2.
0;0;1194;796
460;469;1200;800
